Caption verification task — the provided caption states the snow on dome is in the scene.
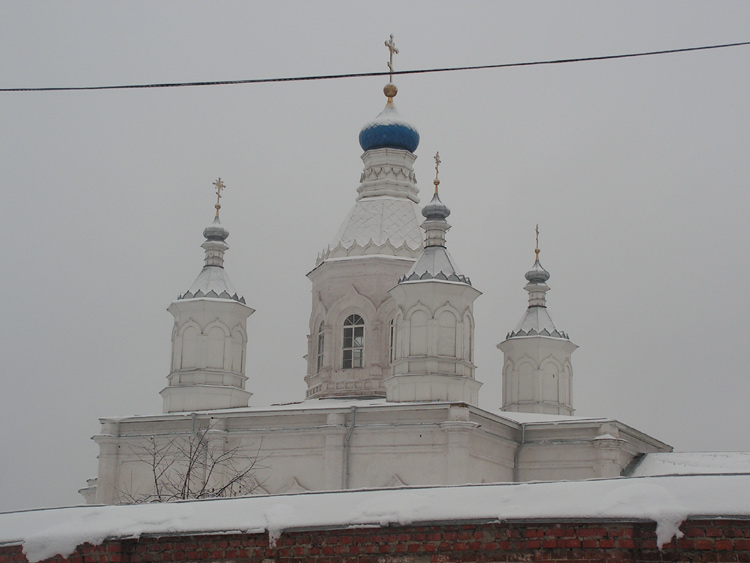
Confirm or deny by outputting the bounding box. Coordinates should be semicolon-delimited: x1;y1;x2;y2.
359;103;420;153
525;260;550;284
421;192;450;221
203;216;229;241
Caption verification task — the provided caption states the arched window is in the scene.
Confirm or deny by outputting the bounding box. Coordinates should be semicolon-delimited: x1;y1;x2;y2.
342;314;364;369
316;322;325;373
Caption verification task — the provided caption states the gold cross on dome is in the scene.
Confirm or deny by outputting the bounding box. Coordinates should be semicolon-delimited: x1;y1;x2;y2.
213;178;226;217
535;224;541;260
433;151;441;194
385;34;399;82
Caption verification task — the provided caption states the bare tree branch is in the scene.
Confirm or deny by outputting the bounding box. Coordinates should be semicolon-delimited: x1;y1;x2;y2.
117;419;267;504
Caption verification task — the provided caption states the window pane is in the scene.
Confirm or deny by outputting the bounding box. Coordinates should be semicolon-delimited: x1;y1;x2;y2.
343;314;364;369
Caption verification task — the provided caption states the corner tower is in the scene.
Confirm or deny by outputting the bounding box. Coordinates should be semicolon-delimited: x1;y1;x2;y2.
386;154;482;404
161;180;254;413
497;231;577;415
305;37;424;399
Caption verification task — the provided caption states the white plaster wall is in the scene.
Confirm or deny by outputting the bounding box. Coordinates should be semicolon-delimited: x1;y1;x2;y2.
498;336;578;415
306;256;415;398
162;298;254;413
91;403;671;505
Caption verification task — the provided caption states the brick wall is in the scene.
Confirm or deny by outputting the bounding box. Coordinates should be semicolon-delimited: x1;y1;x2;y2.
3;519;750;563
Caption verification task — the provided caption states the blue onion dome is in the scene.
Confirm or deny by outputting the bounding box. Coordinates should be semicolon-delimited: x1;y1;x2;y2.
203;216;229;241
525;260;550;284
422;192;450;221
359;102;420;153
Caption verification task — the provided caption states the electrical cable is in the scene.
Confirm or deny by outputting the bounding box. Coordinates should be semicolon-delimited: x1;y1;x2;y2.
1;40;749;93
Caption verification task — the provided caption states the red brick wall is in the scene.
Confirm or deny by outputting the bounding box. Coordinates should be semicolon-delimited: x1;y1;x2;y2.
3;519;750;563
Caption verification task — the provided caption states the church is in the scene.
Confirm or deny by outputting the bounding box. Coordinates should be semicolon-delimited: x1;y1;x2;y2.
80;46;675;506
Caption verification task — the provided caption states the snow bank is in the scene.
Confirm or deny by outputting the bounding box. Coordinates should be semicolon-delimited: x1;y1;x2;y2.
631;452;750;476
2;475;749;562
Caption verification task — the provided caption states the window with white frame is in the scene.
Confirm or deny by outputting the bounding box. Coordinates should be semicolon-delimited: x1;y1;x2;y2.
342;314;364;369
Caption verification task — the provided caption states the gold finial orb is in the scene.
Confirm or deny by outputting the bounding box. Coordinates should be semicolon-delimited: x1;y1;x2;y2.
535;224;540;260
384;34;399;103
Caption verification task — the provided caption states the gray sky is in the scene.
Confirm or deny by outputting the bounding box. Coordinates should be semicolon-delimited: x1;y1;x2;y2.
2;2;750;513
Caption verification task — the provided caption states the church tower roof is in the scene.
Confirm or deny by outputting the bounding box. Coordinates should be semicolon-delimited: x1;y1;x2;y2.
505;227;568;340
316;36;424;265
178;179;245;303
399;153;471;285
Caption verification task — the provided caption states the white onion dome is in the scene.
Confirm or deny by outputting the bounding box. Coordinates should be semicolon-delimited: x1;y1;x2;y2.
358;85;420;153
203;216;229;241
422;192;450;221
525;260;550;284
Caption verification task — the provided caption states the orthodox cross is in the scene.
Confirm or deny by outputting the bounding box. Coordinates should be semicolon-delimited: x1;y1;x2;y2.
535;224;541;260
385;34;399;82
433;151;441;194
213;178;226;217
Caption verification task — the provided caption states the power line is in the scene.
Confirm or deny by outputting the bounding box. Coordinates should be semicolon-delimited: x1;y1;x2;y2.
2;40;749;93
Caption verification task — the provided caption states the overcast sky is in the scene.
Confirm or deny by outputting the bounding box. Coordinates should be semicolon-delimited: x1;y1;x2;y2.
2;2;750;513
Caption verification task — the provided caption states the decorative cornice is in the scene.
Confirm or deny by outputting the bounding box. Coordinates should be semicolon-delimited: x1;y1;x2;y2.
505;327;569;340
439;420;480;433
399;270;472;285
359;165;417;184
316;238;421;266
178;289;246;304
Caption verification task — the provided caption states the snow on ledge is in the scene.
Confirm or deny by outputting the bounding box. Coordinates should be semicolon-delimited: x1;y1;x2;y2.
2;475;750;562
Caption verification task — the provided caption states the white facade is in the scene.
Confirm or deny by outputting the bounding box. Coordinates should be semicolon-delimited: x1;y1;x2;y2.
85;84;674;506
91;400;671;504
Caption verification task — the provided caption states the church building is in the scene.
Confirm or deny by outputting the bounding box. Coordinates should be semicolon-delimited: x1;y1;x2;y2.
81;45;672;506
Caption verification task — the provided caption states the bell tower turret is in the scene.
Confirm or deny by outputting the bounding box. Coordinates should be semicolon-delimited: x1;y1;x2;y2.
497;229;577;415
160;179;254;413
386;154;482;404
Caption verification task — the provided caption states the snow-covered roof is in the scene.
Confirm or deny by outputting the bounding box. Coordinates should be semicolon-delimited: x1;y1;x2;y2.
101;397;609;424
328;197;423;254
630;452;750;476
508;305;568;339
399;246;471;284
4;475;750;561
179;265;244;302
